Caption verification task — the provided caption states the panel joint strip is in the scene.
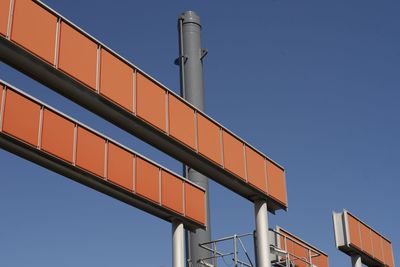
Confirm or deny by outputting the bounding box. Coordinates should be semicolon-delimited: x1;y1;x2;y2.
104;140;108;179
37;106;44;149
158;168;162;205
243;144;248;182
53;17;61;68
182;182;186;216
220;128;225;168
165;91;169;135
6;0;15;40
194;110;199;152
0;86;6;132
95;45;101;94
72;124;77;166
132;69;137;115
132;155;136;193
264;157;268;193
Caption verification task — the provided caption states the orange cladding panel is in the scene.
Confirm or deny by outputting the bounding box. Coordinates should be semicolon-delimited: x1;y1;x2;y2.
313;254;329;267
371;231;384;263
41;109;74;163
0;0;10;36
197;114;222;165
58;22;97;89
245;146;267;192
11;0;57;64
266;160;287;205
2;89;40;146
75;127;105;177
222;131;245;179
185;182;205;225
99;48;133;112
168;94;195;149
382;240;394;267
360;223;373;256
107;143;133;191
347;214;362;250
136;157;160;203
136;72;166;132
161;171;184;214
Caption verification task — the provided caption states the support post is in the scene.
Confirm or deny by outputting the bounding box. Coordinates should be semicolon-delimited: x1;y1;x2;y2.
254;200;271;267
351;254;362;267
178;11;211;266
172;221;185;267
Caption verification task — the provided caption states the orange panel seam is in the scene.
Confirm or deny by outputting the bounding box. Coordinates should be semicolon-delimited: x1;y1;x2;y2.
219;127;224;168
182;181;186;216
53;17;61;68
132;69;137;115
37;106;44;149
243;144;248;182
158;167;162;205
132;155;136;193
165;91;169;135
0;86;6;131
104;140;108;179
357;219;363;251
95;45;101;93
264;157;268;194
72;124;77;166
6;0;14;39
194;110;199;152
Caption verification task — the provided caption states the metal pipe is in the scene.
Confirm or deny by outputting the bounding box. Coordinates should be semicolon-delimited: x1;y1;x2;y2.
351;254;362;267
178;11;211;266
254;200;271;267
172;221;185;267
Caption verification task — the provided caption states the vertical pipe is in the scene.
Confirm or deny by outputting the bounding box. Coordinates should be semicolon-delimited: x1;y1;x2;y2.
178;10;211;266
351;255;362;267
254;200;271;267
172;221;185;267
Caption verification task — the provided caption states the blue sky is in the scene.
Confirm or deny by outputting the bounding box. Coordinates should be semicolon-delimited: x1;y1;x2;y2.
0;1;399;266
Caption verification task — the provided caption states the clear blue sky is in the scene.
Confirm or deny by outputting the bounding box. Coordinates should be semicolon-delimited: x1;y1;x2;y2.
0;1;398;266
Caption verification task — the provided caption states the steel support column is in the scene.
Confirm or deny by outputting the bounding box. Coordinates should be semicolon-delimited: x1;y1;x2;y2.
173;221;185;267
255;200;271;267
178;11;211;266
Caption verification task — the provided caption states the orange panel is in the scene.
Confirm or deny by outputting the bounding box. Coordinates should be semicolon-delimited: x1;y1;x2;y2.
161;171;183;214
313;254;329;267
107;143;133;191
371;231;384;263
41;109;74;162
136;72;166;132
382;239;394;267
185;182;205;224
2;89;40;146
266;160;287;205
222;131;245;179
360;223;373;256
58;22;97;89
245;146;266;192
197;113;222;165
11;0;57;64
168;94;195;149
136;157;160;203
0;0;10;36
75;127;105;177
99;48;133;112
347;214;362;250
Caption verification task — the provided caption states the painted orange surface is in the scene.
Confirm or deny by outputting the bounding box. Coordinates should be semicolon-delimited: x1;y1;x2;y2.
161;170;184;214
313;254;329;267
75;127;105;177
11;0;57;64
99;48;133;112
197;113;222;165
382;239;394;267
245;146;266;192
168;94;195;150
2;89;40;146
136;72;166;132
58;22;97;89
0;85;3;117
107;142;133;191
360;223;373;256
136;157;160;203
266;160;287;205
371;231;384;263
185;182;205;224
347;214;362;250
0;0;10;36
41;109;74;163
222;131;245;179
